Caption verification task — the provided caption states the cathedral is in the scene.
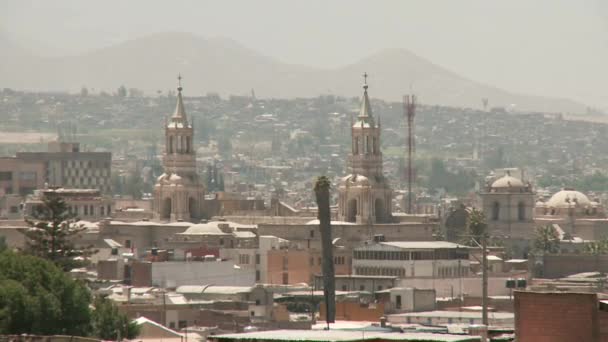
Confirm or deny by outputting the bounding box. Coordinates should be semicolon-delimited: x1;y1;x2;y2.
153;77;206;222
337;75;393;224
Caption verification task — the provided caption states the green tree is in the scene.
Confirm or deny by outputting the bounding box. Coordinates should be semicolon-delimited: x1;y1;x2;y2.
0;251;91;335
533;225;560;254
91;295;140;340
117;85;127;98
20;195;94;271
125;172;144;200
585;238;608;255
461;208;487;246
80;86;89;97
217;135;232;158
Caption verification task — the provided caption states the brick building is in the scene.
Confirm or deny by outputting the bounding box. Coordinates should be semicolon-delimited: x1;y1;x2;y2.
514;291;608;342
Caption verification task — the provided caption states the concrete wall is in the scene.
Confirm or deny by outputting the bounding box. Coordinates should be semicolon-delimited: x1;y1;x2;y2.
257;223;434;250
389;288;436;312
541;254;608;278
150;261;255;287
398;276;514;298
515;291;599;342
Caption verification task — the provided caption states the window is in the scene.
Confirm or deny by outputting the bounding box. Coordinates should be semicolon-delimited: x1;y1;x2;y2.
518;202;526;221
84;205;88;216
492;202;500;221
255;270;261;281
19;172;36;181
178;320;187;329
359;285;365;291
255;299;261;305
255;254;260;265
0;172;12;181
282;273;289;285
310;230;314;238
396;295;402;309
342;285;348;291
239;254;250;264
125;240;132;248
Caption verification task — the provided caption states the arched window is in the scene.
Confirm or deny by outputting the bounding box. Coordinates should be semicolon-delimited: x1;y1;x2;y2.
169;136;174;153
492;202;500;221
354;137;359;154
518;202;526;221
373;137;377;154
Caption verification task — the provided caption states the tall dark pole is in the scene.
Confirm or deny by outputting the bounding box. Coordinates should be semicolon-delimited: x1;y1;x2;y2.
314;176;335;325
404;95;416;214
482;234;488;326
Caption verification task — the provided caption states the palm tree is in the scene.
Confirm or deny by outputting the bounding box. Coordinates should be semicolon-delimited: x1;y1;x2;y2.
314;176;334;324
533;225;560;254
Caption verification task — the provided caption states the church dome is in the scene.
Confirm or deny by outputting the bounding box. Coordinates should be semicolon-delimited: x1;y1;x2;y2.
491;174;524;189
546;189;592;208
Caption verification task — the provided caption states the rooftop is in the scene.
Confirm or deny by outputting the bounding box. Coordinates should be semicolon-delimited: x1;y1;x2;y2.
390;310;514;320
211;330;480;342
379;241;468;250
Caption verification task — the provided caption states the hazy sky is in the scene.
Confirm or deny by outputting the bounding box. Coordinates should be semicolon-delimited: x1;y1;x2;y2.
2;0;608;107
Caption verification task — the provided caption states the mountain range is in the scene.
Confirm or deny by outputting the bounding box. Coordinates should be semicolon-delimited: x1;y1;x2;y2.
0;31;587;113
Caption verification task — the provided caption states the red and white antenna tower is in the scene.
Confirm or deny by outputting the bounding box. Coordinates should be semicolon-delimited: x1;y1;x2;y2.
404;94;416;214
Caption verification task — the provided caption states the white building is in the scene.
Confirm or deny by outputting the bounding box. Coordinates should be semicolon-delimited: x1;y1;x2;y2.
150;260;255;287
352;241;470;279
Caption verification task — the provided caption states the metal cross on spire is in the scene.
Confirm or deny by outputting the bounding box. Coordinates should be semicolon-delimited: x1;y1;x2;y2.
363;72;368;90
177;73;183;91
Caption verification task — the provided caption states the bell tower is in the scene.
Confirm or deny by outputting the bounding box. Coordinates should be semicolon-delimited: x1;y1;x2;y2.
338;74;393;224
153;75;206;222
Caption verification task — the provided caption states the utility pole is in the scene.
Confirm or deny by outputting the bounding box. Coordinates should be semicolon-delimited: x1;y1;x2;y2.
481;234;488;327
403;95;416;214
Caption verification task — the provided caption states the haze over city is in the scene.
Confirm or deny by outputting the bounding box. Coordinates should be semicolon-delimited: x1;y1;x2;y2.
2;2;608;342
3;0;608;108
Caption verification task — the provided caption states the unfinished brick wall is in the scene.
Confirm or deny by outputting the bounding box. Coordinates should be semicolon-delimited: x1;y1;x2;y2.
515;291;599;342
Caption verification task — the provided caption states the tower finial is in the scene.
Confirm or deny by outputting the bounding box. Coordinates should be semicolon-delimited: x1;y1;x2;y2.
177;73;183;92
363;72;368;90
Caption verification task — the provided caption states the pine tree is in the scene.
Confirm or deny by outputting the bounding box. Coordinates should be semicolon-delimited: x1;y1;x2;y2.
20;195;95;271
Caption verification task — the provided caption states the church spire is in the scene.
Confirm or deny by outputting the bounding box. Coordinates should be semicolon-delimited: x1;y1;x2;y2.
171;74;188;126
357;72;375;126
